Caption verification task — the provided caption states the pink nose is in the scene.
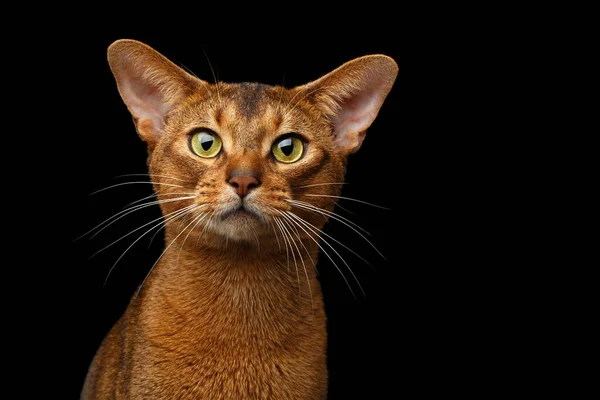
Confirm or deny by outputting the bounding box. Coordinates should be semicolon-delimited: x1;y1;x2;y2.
228;175;260;198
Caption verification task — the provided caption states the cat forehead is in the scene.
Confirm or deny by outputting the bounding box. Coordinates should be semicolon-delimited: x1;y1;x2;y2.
218;83;283;148
177;81;319;147
221;82;278;120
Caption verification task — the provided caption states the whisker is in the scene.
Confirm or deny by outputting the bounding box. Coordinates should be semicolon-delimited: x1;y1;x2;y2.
287;211;365;298
103;204;198;285
90;181;188;195
199;47;222;109
283;211;359;298
287;199;371;236
276;212;307;297
274;86;288;117
177;212;208;266
292;182;347;190
252;224;261;250
285;206;372;268
126;192;197;207
135;209;207;299
277;211;315;306
296;194;390;210
195;210;215;247
273;209;317;268
179;63;216;105
77;196;197;241
279;85;306;117
116;173;193;184
331;203;356;216
225;230;229;249
290;190;357;216
272;216;292;272
202;212;215;237
269;219;282;251
288;199;386;260
124;192;161;208
153;203;212;247
282;86;323;121
93;204;198;259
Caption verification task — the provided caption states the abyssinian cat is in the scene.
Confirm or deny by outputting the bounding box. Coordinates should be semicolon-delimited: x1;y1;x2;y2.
82;39;397;399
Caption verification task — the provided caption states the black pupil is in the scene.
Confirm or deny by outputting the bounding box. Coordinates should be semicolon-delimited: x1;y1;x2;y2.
279;138;294;156
200;134;214;151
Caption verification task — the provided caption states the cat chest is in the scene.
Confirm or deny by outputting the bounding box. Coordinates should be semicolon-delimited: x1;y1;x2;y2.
128;302;326;397
129;335;327;399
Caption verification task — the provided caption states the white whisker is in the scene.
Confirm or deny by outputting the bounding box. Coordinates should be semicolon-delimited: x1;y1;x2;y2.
179;63;217;105
285;206;372;268
282;86;323;121
277;211;315;307
177;212;209;267
297;194;390;210
197;46;222;109
290;199;385;260
103;204;198;285
116;173;193;184
287;199;371;236
126;192;197;207
275;211;317;268
252;226;261;250
194;210;215;247
272;216;292;272
94;204;198;259
287;211;365;298
153;203;212;247
91;181;188;195
135;209;207;299
78;196;197;241
269;219;282;251
276;212;307;297
292;182;347;190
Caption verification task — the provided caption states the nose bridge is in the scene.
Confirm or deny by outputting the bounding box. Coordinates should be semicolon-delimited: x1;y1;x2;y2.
226;148;262;199
227;148;262;179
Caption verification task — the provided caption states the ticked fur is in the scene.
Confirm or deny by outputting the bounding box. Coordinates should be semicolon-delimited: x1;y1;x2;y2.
82;40;397;399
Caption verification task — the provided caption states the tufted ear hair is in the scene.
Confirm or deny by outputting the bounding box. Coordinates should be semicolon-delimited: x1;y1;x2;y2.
107;39;207;150
297;55;398;156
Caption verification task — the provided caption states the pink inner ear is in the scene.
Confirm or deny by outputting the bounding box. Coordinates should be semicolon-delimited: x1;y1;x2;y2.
122;76;171;134
332;90;383;153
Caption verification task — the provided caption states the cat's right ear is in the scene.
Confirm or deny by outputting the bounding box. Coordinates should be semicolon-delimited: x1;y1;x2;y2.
296;55;398;157
107;39;204;149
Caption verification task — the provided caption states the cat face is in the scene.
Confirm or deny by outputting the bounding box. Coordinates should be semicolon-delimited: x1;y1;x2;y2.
147;83;345;242
108;40;397;244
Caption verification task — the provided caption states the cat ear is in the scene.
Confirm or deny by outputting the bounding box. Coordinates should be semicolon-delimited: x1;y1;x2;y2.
107;39;204;147
299;55;398;156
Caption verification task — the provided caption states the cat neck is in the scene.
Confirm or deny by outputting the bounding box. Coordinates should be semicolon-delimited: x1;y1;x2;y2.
139;227;323;324
157;227;320;280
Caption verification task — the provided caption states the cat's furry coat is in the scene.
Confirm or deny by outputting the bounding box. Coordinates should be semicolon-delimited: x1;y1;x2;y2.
82;39;397;399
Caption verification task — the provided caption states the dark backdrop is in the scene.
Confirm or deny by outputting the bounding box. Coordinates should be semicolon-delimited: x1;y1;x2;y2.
15;8;575;400
30;18;490;399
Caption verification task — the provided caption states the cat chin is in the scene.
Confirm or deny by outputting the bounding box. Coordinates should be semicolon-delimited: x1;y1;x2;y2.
207;211;268;242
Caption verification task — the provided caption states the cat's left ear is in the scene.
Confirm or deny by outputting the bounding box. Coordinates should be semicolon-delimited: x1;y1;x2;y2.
107;39;205;149
299;55;398;156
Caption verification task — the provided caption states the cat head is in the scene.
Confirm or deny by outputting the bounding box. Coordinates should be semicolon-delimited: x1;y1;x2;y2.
107;39;397;245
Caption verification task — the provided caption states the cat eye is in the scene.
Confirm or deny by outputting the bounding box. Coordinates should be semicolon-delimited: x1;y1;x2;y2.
272;134;304;163
190;130;223;158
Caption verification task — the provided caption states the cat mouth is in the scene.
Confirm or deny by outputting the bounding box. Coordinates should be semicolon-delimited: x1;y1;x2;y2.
220;206;261;222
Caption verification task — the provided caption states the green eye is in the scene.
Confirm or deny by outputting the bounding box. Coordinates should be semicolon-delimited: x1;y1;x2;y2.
272;135;304;163
190;130;222;158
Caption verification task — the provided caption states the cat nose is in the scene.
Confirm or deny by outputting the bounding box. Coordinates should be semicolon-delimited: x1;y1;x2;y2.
228;174;260;198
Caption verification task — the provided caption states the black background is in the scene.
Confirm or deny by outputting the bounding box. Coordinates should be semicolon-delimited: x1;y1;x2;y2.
23;14;518;399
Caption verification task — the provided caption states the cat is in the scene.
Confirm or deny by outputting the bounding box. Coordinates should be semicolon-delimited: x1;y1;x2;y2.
81;39;397;399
